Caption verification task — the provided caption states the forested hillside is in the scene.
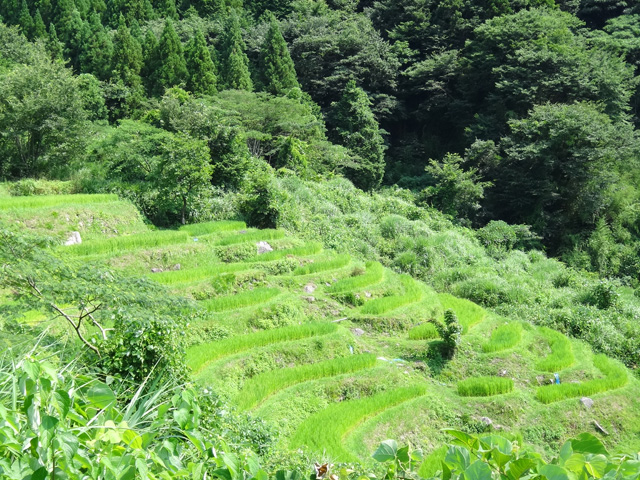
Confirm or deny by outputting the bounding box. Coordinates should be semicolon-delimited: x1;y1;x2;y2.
3;0;640;479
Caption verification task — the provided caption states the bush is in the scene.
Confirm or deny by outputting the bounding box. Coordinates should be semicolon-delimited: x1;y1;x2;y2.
6;179;77;196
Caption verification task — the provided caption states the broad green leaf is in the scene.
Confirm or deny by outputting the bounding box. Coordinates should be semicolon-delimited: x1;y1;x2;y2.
173;406;191;429
464;460;492;480
584;455;607;478
558;441;573;466
275;470;304;480
620;460;640;477
30;467;48;480
491;447;511;468
563;454;586;473
40;415;59;431
396;445;411;463
135;458;149;480
445;445;471;472
22;359;40;381
480;435;513;455
57;432;79;462
52;390;71;420
444;428;479;450
506;458;535;480
539;464;570;480
122;429;143;449
373;440;399;463
570;433;608;456
87;382;116;409
411;448;425;462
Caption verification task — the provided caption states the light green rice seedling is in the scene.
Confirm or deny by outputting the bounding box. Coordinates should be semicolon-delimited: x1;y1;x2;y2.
153;262;253;285
244;242;324;263
236;354;377;410
438;293;486;333
200;287;281;312
408;322;439;340
482;322;522;353
188;322;338;374
535;327;574;372
214;229;286;246
360;275;423;315
536;354;627;404
457;376;514;397
293;254;351;276
290;385;427;461
0;194;119;209
179;220;246;236
64;231;190;256
328;262;384;294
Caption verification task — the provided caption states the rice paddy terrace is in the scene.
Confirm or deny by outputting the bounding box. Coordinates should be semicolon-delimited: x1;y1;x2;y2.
3;193;640;470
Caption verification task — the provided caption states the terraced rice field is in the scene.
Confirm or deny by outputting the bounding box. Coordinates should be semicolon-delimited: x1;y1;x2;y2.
7;196;637;469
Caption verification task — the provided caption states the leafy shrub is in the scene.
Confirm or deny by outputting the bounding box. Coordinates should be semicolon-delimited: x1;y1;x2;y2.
434;309;462;358
457;376;514;397
582;280;620;310
453;277;510;307
249;301;305;329
6;179;77;196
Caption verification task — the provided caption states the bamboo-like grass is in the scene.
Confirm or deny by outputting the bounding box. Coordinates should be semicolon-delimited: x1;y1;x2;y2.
213;229;285;246
360;274;423;315
327;262;384;294
179;220;246;236
187;323;338;374
153;262;253;285
64;231;190;256
236;354;377;410
482;322;522;353
293;254;351;276
244;242;324;263
408;323;439;340
0;194;119;210
200;287;281;312
438;293;486;333
290;385;427;461
457;376;514;397
536;354;627;404
535;327;574;372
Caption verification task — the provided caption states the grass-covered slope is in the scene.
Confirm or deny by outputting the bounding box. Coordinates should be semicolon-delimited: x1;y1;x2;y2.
2;191;640;469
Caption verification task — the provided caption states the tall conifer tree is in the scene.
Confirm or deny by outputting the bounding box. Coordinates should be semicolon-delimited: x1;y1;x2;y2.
47;23;64;60
18;0;34;38
156;18;187;92
260;14;299;95
185;29;217;95
141;28;160;94
33;9;47;38
80;13;113;79
329;80;386;191
111;14;143;87
220;13;252;91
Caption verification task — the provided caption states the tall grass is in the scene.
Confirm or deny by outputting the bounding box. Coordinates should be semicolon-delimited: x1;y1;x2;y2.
290;385;427;461
179;220;246;236
214;229;285;246
64;231;189;256
328;262;384;294
200;287;281;312
236;354;377;410
536;354;627;404
535;327;574;372
438;293;486;333
153;262;253;285
187;323;338;374
408;323;439;340
293;254;351;276
482;322;522;353
360;275;423;315
244;242;324;263
0;194;119;210
418;446;448;478
457;376;514;397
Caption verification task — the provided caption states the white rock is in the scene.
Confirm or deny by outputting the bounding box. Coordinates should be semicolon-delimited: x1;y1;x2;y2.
256;241;273;254
64;231;82;246
304;283;317;294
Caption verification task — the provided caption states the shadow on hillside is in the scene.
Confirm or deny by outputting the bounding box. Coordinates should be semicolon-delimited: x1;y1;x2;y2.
405;340;452;376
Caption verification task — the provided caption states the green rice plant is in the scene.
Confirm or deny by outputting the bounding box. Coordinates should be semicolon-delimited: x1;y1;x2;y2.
213;229;285;246
236;354;377;410
536;354;627;404
482;322;522;353
535;327;574;372
64;231;190;256
293;254;351;276
457;376;514;397
0;194;119;210
438;293;486;333
187;322;337;374
200;287;281;312
408;322;439;340
153;262;253;285
244;242;324;263
328;262;384;294
290;385;427;461
179;220;246;236
360;275;423;315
